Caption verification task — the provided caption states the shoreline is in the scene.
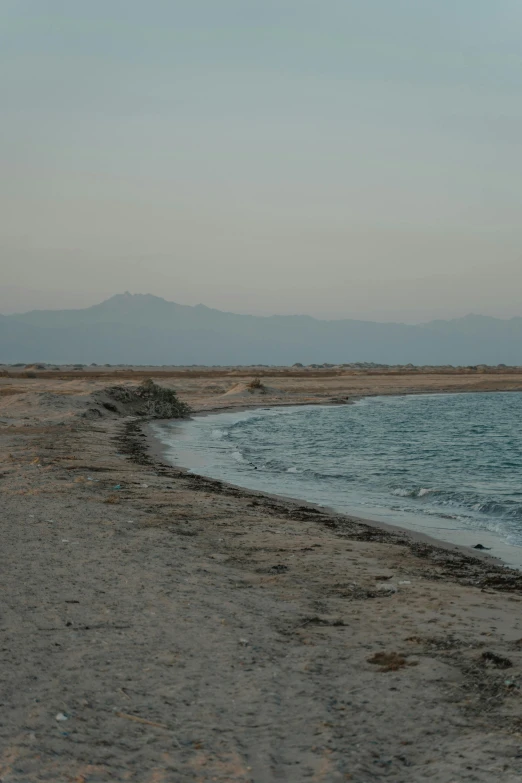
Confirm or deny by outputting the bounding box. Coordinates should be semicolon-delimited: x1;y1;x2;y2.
146;396;522;572
172;384;522;420
142;416;522;591
145;417;502;568
4;371;522;780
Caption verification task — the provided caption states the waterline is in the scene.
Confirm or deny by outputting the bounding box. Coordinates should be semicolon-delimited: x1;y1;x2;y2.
152;394;522;568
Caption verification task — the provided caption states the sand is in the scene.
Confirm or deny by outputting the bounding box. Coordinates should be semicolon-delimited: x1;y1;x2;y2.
2;368;522;782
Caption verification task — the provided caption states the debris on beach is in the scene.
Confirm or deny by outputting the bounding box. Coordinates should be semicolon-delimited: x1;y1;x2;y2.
480;651;513;669
367;652;418;672
376;583;398;595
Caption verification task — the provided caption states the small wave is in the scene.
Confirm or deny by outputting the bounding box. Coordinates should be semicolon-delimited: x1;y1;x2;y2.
392;487;437;499
418;487;435;497
228;413;267;430
389;485;522;527
392;488;416;498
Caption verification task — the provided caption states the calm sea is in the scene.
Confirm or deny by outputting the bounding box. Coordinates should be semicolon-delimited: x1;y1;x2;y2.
152;392;522;568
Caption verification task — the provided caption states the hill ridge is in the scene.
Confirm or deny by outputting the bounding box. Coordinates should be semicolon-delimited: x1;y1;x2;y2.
2;294;521;365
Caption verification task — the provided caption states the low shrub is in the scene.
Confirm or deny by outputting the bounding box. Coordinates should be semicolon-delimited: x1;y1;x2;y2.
103;379;192;419
247;377;266;393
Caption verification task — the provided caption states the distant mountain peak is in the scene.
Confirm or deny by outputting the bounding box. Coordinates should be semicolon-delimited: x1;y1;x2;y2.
103;292;167;304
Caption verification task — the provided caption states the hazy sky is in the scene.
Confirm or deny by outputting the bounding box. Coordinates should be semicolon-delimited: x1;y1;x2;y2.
2;1;522;321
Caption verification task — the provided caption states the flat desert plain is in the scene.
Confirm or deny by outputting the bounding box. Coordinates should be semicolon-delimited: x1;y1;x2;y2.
2;367;522;782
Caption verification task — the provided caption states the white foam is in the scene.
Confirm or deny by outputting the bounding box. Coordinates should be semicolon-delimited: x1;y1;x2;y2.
392;488;414;497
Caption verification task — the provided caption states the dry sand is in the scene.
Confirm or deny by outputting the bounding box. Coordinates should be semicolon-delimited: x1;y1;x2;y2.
2;369;522;782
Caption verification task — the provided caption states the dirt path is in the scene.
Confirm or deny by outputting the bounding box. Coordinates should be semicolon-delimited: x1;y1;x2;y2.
1;378;522;781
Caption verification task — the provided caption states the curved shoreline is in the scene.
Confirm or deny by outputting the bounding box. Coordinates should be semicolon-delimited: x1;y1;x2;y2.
146;392;522;571
5;373;522;778
143;402;522;579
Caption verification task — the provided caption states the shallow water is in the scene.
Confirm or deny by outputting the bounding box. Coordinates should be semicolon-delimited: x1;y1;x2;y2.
153;393;522;568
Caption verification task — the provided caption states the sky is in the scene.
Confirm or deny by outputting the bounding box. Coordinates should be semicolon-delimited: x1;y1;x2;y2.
2;0;522;322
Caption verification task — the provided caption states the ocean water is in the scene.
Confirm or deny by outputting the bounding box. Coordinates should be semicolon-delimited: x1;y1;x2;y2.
152;393;522;567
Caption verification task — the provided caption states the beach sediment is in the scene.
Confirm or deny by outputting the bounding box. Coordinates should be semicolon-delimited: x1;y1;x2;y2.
2;371;522;781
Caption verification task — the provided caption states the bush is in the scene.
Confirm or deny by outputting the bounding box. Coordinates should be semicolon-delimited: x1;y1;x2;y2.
138;379;192;418
103;379;192;419
247;377;265;392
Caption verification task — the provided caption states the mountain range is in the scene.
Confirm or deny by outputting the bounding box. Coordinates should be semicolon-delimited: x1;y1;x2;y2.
1;293;521;366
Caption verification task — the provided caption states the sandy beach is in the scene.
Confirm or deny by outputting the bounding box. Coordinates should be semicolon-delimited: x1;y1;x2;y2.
2;368;522;782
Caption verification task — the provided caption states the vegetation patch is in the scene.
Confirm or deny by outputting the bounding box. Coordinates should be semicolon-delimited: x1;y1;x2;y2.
247;377;266;394
95;379;192;419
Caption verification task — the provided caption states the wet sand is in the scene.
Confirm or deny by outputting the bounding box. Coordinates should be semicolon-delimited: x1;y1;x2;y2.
147;414;509;567
2;369;522;781
148;406;522;571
